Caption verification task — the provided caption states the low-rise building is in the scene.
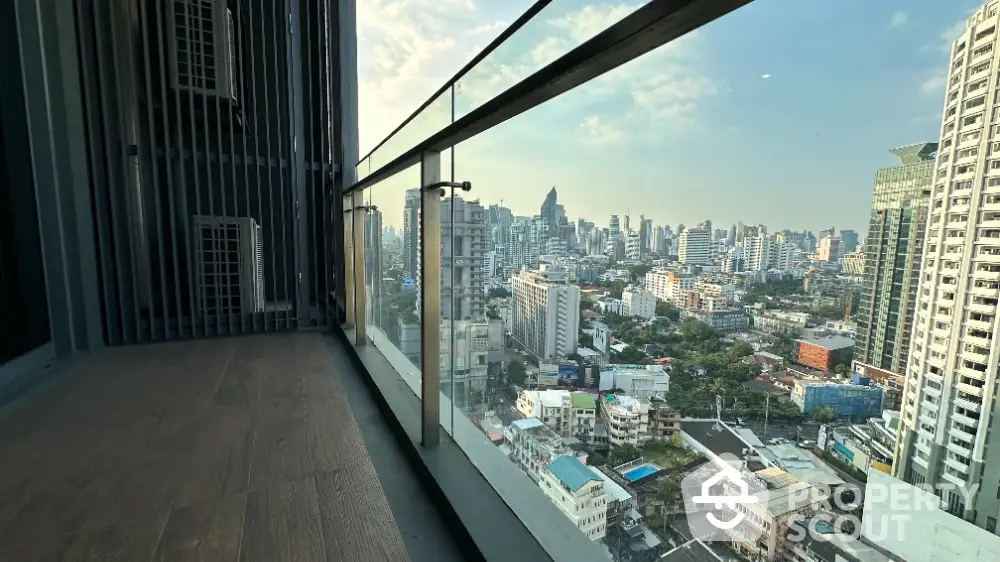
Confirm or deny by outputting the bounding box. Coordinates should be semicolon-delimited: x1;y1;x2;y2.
596;298;623;316
751;309;811;334
717;467;828;562
502;418;585;484
681;309;750;332
602;394;651;446
541;456;608;541
602;364;670;399
791;381;884;417
795;335;854;371
622;285;656;319
647;399;680;440
570;392;598;442
700;294;729;312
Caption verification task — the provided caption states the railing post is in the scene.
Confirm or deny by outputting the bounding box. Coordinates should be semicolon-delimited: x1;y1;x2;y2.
420;151;442;446
342;195;355;329
353;189;366;345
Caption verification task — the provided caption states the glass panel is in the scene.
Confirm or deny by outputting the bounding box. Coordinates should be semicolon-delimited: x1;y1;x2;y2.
363;188;375;331
366;163;423;396
368;89;453;176
454;0;649;119
356;156;370;183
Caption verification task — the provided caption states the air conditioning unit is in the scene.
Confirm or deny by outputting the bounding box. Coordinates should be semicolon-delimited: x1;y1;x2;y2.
168;0;237;100
193;215;264;316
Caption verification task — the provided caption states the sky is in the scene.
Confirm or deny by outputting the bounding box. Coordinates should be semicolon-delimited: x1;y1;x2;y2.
357;0;980;234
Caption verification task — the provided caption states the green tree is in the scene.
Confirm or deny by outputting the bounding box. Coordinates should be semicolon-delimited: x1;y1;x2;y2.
655;300;681;321
728;341;754;359
834;364;850;377
506;361;527;386
606;444;642;467
488;287;511;298
656;476;682;512
813;406;837;423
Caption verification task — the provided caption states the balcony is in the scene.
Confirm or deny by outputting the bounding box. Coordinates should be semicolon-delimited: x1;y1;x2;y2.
0;333;432;560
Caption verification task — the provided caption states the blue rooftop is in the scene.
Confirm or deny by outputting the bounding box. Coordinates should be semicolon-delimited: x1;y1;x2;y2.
548;456;600;492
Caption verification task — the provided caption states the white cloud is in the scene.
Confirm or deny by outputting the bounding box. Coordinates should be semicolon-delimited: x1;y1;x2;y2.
357;0;535;154
548;3;640;43
580;116;628;145
760;73;771;79
936;20;967;51
887;11;908;29
468;20;508;35
920;67;947;95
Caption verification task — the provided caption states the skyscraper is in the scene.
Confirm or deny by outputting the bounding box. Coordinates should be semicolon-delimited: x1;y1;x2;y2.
678;228;711;265
854;143;936;382
609;215;620;237
896;2;1000;527
744;236;771;272
818;236;840;262
440;196;487;321
402;188;421;279
840;229;859;253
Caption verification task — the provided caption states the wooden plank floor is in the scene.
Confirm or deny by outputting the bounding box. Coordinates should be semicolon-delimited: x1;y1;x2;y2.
0;332;411;562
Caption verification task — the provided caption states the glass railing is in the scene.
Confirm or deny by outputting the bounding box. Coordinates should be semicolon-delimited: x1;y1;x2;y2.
340;0;1000;560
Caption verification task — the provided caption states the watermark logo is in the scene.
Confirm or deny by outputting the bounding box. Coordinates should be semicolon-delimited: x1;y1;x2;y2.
682;453;768;543
682;452;980;548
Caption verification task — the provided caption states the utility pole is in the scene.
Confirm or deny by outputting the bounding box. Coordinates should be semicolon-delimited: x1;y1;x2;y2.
763;394;770;441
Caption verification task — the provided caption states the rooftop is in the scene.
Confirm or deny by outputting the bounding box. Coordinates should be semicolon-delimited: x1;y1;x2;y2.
681;421;755;459
590;467;632;503
571;392;597;409
610;364;668;376
548;456;601;492
606;394;645;413
796;335;854;350
658;538;725;561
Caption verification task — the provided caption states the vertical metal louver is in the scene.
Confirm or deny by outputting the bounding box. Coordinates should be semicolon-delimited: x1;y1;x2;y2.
72;0;342;344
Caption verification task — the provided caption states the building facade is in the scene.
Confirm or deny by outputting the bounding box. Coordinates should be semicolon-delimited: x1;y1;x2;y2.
897;0;1000;526
511;266;581;360
854;143;936;391
602;395;651;446
622;285;657;319
541;456;608;542
678;228;712;265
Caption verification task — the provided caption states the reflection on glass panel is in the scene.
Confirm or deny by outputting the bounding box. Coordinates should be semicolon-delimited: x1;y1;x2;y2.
356;156;370;183
366;164;423;396
363;188;375;330
368;89;453;174
454;0;647;118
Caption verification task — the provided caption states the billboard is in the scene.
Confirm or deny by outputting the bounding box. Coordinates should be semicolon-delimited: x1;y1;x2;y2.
558;363;581;382
401;277;416;290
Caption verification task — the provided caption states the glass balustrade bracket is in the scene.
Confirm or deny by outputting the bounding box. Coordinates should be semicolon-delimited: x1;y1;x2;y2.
420;151;443;446
352;190;367;345
342;198;355;329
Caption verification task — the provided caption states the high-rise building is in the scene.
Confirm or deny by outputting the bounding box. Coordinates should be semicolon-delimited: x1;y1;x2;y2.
651;225;665;254
818;236;840;262
896;2;1000;528
769;241;798;272
623;215;631;232
440;196;487;321
722;247;745;273
840;229;859;253
744;236;771;272
678;229;711;265
510;266;580;360
609;215;620;237
854;143;936;382
403;188;421;279
625;231;642;260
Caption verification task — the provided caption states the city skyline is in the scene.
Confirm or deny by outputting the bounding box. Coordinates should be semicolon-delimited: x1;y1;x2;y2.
359;0;978;233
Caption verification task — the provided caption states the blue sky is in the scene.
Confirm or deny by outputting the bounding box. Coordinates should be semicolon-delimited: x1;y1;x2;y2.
359;0;978;234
